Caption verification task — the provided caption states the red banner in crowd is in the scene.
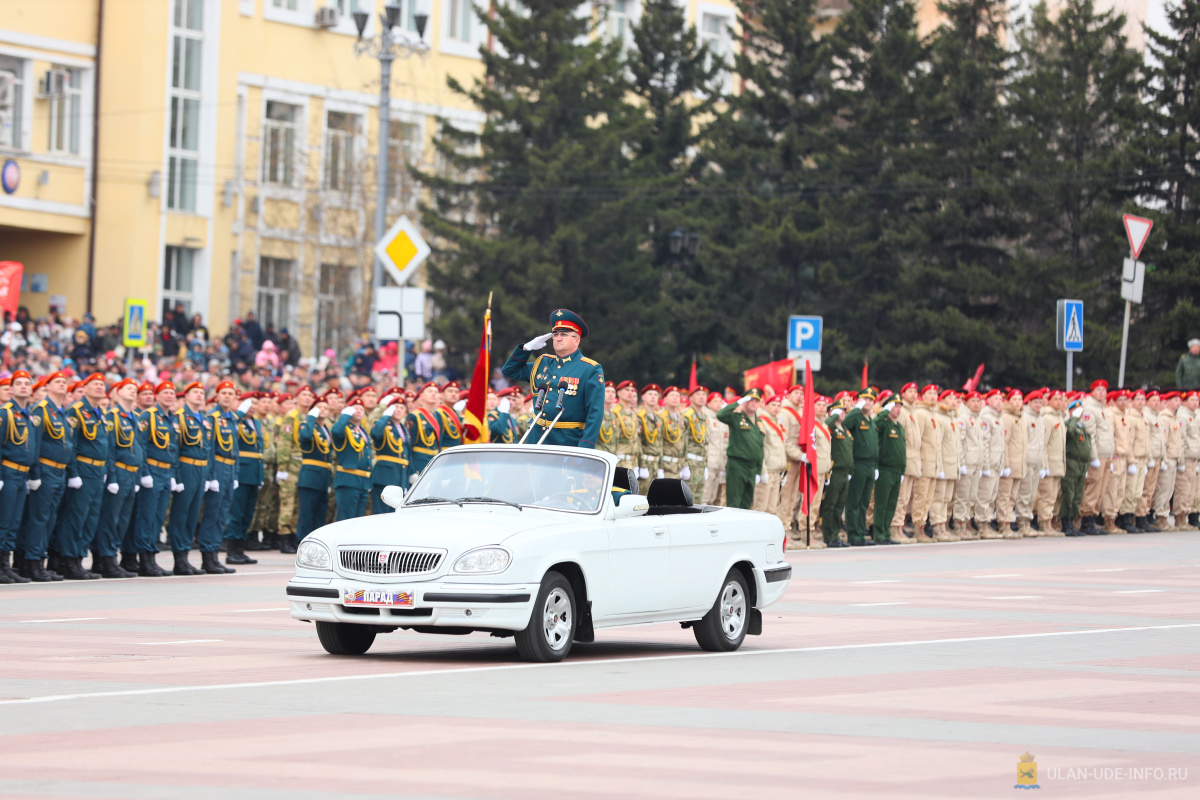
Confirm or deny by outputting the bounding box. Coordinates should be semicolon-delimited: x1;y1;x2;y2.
798;360;819;517
0;261;22;319
460;303;492;444
743;358;794;397
963;363;985;392
687;358;698;394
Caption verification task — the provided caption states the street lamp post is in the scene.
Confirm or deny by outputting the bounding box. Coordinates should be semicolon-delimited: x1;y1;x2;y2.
354;3;429;319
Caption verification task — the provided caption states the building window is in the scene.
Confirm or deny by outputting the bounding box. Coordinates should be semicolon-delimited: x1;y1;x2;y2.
163;246;196;320
700;13;731;84
324;111;358;191
262;101;300;186
0;56;25;150
273;0;299;9
168;0;203;210
316;262;354;357
388;121;421;205
608;0;634;47
47;68;83;154
256;257;293;331
447;0;473;43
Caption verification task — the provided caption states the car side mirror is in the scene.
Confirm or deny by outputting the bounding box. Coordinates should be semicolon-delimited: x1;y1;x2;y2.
613;493;649;519
380;485;406;509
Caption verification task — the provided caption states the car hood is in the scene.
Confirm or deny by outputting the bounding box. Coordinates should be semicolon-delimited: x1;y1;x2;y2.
309;505;569;552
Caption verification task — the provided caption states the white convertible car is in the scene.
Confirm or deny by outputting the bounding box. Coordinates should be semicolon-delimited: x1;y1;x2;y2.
286;445;792;662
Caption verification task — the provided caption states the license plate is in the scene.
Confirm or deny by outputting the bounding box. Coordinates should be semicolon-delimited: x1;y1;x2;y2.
343;588;414;607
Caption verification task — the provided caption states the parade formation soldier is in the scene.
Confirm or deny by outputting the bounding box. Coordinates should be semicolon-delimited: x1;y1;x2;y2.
682;386;709;502
224;391;266;565
717;388;766;510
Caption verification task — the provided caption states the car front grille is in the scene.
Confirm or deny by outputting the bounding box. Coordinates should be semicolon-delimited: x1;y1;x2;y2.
338;547;445;577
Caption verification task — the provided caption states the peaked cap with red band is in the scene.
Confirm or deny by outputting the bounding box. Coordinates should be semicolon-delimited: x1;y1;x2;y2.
549;308;588;338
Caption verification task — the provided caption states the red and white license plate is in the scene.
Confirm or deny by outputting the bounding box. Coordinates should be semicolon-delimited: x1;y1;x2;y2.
343;588;414;607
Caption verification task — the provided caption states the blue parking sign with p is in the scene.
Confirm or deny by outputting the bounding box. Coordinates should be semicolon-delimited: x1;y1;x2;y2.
788;315;822;352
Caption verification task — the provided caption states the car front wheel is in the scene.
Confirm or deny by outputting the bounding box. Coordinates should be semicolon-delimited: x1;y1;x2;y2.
515;571;576;663
693;569;749;652
315;621;377;655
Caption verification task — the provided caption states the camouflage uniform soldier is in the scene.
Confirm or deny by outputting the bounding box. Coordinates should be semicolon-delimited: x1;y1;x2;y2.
682;386;709;502
610;381;642;477
637;384;663;482
247;394;279;549
658;386;687;480
275;386;316;554
596;382;618;456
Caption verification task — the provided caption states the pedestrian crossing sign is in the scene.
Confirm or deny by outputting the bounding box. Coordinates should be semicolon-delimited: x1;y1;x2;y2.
1056;299;1083;353
122;298;148;348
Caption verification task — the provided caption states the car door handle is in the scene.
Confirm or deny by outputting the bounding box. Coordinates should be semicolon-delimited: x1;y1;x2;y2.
653;527;666;538
709;526;719;537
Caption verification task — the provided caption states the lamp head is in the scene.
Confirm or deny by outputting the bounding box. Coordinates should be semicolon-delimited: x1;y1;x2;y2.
414;12;428;38
383;3;400;29
353;8;369;37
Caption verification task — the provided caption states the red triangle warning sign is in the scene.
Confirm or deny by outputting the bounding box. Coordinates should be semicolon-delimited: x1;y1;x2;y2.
1123;214;1153;260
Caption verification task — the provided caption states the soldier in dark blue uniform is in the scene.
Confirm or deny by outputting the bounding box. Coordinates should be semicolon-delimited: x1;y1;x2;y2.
296;393;335;541
371;395;410;512
21;371;73;582
166;381;211;575
55;372;111;580
501;309;605;448
332;397;374;520
0;370;39;584
488;388;520;443
130;380;178;577
225;391;265;565
92;378;144;578
197;381;239;574
435;381;464;450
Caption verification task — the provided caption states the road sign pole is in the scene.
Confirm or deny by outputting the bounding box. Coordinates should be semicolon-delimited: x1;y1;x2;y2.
1066;351;1073;393
1118;298;1131;388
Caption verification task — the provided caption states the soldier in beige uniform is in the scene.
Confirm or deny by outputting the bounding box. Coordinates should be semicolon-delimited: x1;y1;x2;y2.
682;386;709;502
890;383;923;536
703;391;728;505
1176;391;1200;529
930;390;960;541
657;387;687;480
910;384;942;543
1154;392;1183;528
1037;389;1067;536
778;385;806;534
997;389;1027;538
954;390;984;538
1102;391;1132;533
804;396;833;547
1014;390;1046;537
636;384;664;483
977;389;1006;538
1079;380;1114;534
610;381;643;477
1137;390;1164;531
1119;389;1150;532
753;395;788;515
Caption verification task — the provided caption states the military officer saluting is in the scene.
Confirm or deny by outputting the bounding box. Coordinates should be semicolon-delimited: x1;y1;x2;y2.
331;395;374;520
371;394;411;512
502;309;605;448
297;393;336;541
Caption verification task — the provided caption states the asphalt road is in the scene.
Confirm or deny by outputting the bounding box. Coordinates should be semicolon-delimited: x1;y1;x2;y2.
1;533;1197;799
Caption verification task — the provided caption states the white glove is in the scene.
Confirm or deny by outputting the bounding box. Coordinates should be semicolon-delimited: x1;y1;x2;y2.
169;477;179;492
307;407;320;418
134;485;140;493
276;470;289;483
1091;460;1101;468
1042;469;1050;479
382;404;398;418
737;395;751;405
937;471;946;480
657;469;665;479
680;466;691;480
106;482;119;494
173;481;185;493
1109;463;1115;473
1127;464;1137;476
522;332;553;351
67;476;83;489
832;408;844;417
1001;468;1011;478
233;480;240;490
206;480;219;492
855;398;868;409
799;451;808;463
498;398;511;414
639;468;649;479
875;469;880;480
899;475;904;483
453;399;467;413
981;470;991;477
825;477;830;486
1194;464;1199;474
238;399;253;414
140;475;154;489
959;465;967;475
1179;463;1186;473
1148;460;1155;468
340;406;355;417
754;474;761;484
27;479;41;492
0;480;4;491
704;467;710;480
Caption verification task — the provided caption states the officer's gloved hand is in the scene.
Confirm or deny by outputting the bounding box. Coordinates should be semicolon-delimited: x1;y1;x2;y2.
754;474;761;485
937;471;946;480
233;480;240;490
1109;462;1115;473
140;475;154;489
498;398;511;414
656;469;665;479
134;485;140;494
453;399;467;413
680;466;691;481
1001;468;1011;478
638;467;649;479
981;469;991;477
959;465;967;475
1042;469;1050;479
799;451;808;463
1091;459;1102;468
704;468;710;481
173;481;186;493
106;482;119;494
206;480;219;492
382;404;398;418
1128;464;1138;476
340;406;355;417
27;479;41;492
238;399;254;414
307;407;321;418
899;475;904;483
1148;460;1155;468
67;476;82;489
1179;463;1187;473
523;332;553;351
276;471;289;483
875;469;880;480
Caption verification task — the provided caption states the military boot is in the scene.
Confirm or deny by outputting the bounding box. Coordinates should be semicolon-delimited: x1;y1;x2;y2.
1103;515;1125;534
201;551;235;575
173;551;204;576
1016;518;1035;538
225;540;258;566
120;552;140;573
1118;513;1138;533
914;521;935;543
1191;512;1200;529
60;558;96;580
960;521;980;540
1062;518;1082;537
1144;513;1162;533
138;552;169;577
278;534;298;554
807;531;827;550
24;559;60;582
890;526;911;544
0;552;31;583
933;523;958;542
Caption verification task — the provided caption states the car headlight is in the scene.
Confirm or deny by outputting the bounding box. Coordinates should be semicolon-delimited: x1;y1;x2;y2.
453;547;511;574
296;540;332;571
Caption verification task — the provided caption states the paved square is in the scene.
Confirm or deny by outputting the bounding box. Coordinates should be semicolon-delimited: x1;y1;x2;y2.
1;533;1197;798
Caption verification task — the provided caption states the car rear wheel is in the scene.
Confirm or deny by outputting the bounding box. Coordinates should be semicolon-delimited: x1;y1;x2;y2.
315;621;377;655
515;571;576;663
693;569;749;652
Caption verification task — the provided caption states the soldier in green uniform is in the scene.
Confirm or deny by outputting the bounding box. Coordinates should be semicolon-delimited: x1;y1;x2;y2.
873;395;907;545
716;389;766;510
371;396;411;512
274;386;314;554
820;395;855;548
609;381;642;477
843;388;879;546
682;386;709;502
501;309;605;448
1061;398;1093;536
331;398;374;520
637;384;663;480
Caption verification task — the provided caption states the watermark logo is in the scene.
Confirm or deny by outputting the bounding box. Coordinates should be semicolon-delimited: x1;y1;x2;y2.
1016;752;1040;790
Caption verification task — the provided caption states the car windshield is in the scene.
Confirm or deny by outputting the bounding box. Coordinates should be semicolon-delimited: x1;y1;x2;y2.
405;450;611;514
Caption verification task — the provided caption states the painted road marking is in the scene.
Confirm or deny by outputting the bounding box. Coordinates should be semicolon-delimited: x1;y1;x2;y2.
137;640;223;646
851;580;901;584
5;623;1196;707
1086;568;1126;573
18;618;107;624
1115;589;1165;594
973;574;1023;578
227;608;290;613
852;602;908;607
986;596;1042;600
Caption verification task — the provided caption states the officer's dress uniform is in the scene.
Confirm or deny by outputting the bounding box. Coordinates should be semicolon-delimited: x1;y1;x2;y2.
249;412;278;545
406;407;442;475
488;408;519;444
608;403;641;475
371;409;411;513
0;399;39;578
133;403;177;572
297;412;334;540
332;412;373;521
716;400;765;510
874;410;907;544
752;408;787;515
503;348;605;449
56;398;110;569
93;404;145;576
166;406;212;561
842;404;878;545
23;397;73;572
682;406;708;502
820;411;854;547
197;407;239;562
636;404;663;477
226;413;265;545
1061;414;1092;534
436;404;463;451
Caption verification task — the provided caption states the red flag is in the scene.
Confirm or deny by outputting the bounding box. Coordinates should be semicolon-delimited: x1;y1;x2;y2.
460;304;492;444
0;261;22;319
963;363;985;392
743;358;794;397
861;359;869;390
687;357;698;394
798;360;819;517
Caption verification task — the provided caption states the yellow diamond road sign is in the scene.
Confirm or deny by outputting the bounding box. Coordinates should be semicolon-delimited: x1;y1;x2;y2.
374;215;430;286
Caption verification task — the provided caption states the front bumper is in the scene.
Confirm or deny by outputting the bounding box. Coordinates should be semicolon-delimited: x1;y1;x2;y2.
757;562;792;608
286;577;537;630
